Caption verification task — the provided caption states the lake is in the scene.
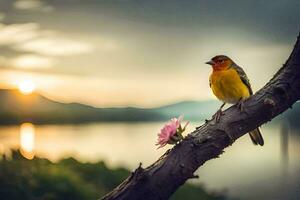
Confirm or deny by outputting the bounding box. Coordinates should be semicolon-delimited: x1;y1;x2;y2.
0;121;299;200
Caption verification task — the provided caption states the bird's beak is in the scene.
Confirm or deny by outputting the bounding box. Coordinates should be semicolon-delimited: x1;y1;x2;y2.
205;60;215;65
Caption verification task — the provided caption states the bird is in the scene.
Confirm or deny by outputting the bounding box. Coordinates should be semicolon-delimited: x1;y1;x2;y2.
206;55;264;146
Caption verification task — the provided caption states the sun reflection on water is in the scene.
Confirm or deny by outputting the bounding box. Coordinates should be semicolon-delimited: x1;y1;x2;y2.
19;123;35;160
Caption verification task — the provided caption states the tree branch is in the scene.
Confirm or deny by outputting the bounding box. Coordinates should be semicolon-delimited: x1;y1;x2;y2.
101;33;300;200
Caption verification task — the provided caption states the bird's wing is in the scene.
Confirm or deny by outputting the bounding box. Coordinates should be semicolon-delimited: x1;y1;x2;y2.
231;64;253;95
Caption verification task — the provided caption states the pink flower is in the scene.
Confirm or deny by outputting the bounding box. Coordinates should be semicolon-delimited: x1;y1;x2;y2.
156;116;189;149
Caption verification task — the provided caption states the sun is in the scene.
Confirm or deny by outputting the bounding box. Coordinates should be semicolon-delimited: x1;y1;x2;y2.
18;80;36;95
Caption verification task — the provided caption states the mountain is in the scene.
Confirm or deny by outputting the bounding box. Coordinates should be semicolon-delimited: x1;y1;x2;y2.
0;89;220;124
0;89;164;124
152;100;220;120
0;89;298;125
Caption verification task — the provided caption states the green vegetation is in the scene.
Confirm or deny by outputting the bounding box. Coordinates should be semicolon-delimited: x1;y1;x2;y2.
0;150;230;200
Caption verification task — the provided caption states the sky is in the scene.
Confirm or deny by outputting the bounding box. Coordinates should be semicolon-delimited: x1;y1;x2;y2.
0;0;299;107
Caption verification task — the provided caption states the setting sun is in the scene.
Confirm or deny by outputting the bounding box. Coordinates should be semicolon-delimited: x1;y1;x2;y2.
18;80;36;95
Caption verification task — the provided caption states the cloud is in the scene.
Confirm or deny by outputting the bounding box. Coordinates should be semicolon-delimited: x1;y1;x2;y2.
0;13;5;21
10;54;55;69
0;56;6;67
0;23;94;57
17;37;94;56
14;0;43;10
14;0;54;12
0;0;298;107
0;23;40;45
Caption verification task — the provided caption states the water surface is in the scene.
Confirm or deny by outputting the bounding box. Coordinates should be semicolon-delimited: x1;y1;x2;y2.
0;122;299;200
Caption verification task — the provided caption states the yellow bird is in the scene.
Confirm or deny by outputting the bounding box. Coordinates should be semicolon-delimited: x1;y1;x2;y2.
206;55;264;146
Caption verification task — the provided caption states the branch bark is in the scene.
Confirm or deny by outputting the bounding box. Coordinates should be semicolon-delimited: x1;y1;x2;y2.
101;33;300;200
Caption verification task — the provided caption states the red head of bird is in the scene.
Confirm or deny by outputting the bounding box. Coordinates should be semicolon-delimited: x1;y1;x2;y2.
205;55;234;71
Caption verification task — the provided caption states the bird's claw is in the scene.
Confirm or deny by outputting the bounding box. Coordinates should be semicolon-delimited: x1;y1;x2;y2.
236;99;244;111
236;99;250;115
213;109;224;123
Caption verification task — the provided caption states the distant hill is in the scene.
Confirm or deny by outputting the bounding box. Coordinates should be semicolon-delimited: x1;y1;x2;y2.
0;89;164;124
0;89;219;124
152;100;220;120
0;89;298;125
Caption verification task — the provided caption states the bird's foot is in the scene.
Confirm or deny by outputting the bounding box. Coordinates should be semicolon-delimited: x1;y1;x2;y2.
236;99;245;112
236;99;251;115
212;109;224;123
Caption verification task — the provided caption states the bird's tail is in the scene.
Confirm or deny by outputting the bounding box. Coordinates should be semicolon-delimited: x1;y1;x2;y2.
249;128;264;146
